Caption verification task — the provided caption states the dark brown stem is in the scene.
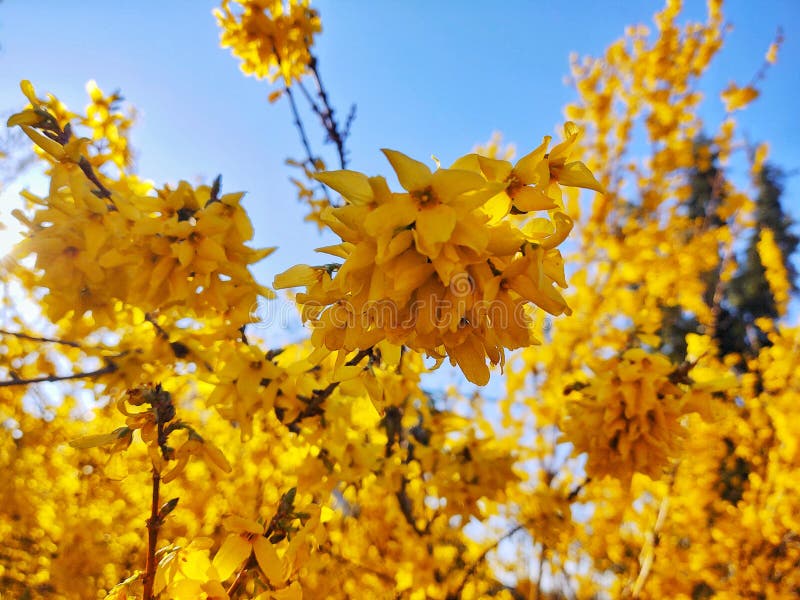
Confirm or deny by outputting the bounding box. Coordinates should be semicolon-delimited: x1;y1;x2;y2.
395;477;428;536
0;329;85;348
0;360;117;387
142;469;161;600
307;56;347;169
283;84;331;205
226;555;257;597
286;348;373;429
449;525;525;599
78;156;113;199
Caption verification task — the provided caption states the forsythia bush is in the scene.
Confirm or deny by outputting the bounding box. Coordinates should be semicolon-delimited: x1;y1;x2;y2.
1;1;797;599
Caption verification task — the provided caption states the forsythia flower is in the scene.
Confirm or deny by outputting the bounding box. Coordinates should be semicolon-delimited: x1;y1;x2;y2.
721;82;759;112
561;348;722;483
215;0;321;84
757;227;790;316
274;125;602;385
7;81;273;331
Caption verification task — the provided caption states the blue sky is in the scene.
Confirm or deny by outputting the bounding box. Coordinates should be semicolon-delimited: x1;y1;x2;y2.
1;0;798;283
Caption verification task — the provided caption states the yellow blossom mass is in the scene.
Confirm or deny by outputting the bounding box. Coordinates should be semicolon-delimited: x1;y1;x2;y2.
274;130;601;385
1;1;798;599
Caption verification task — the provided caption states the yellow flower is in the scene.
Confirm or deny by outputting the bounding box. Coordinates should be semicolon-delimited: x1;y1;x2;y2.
561;349;721;483
276;144;591;385
215;0;321;84
721;83;759;112
213;516;284;586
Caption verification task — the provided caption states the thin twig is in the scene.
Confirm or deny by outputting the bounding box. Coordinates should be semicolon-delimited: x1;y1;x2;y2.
449;524;525;599
142;468;161;600
0;328;83;348
0;361;117;387
284;83;331;205
308;56;347;169
286;348;373;429
227;555;257;597
78;156;113;199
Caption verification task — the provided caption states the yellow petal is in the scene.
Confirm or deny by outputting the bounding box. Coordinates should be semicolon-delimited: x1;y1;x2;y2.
315;243;350;259
554;161;604;193
196;236;228;263
364;195;417;236
382;149;432;191
223;515;264;534
212;534;251;581
252;536;284;586
203;441;233;473
274;264;320;289
512;186;557;212
68;427;129;449
271;581;303;600
448;336;490;386
721;83;759;112
450;152;481;172
416;204;456;246
476;156;512;182
20;79;37;104
21;125;65;160
481;192;511;223
314;170;373;205
513;137;550;182
7;110;40;127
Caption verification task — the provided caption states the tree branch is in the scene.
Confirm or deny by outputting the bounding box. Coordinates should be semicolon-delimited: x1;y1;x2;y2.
0;328;83;348
448;524;525;600
142;468;161;600
0;361;118;387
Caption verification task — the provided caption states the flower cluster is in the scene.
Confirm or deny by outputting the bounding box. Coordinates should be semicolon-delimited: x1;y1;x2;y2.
757;227;791;316
215;0;321;85
275;124;602;384
561;348;723;483
69;384;232;481
8;81;272;331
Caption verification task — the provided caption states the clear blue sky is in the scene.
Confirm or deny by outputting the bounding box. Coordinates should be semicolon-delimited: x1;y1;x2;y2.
1;0;798;284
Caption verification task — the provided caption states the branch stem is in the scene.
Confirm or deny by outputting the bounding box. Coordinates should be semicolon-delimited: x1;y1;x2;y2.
142;469;161;600
0;361;117;387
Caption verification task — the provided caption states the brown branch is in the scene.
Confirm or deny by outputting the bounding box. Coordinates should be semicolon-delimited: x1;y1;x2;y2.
0;328;83;348
283;83;332;206
286;348;374;430
0;360;117;387
307;55;347;169
448;525;525;600
78;156;112;199
142;468;161;600
142;389;177;600
144;313;170;341
395;476;427;536
535;544;546;600
227;555;257;598
36;114;113;202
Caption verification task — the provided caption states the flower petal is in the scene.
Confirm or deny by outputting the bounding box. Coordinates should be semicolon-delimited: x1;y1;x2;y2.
554;161;604;193
364;195;418;236
447;335;490;386
416;204;456;249
314;170;374;205
514;137;550;182
212;534;251;581
512;186;558;212
252;536;284;586
382;149;432;191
